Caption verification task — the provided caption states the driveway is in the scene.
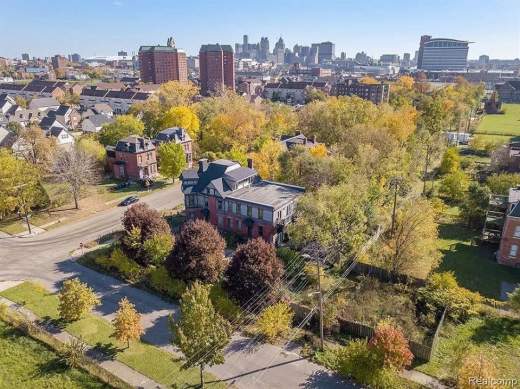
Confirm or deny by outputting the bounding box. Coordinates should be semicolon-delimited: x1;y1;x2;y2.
0;183;355;388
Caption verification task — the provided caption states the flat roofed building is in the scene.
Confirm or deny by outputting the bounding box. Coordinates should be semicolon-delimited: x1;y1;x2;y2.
417;35;470;71
138;45;187;84
199;44;235;95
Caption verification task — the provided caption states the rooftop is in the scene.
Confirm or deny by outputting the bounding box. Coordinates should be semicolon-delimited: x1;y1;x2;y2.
227;181;304;209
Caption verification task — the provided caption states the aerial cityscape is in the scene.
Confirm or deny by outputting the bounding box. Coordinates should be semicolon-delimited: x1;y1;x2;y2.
0;1;520;388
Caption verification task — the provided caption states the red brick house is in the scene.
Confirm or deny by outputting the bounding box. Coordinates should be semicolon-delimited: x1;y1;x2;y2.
106;136;158;180
497;187;520;267
180;159;304;244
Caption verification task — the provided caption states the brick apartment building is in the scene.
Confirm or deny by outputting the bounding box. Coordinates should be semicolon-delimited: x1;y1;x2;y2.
497;187;520;267
138;45;187;84
199;44;235;95
180;159;304;244
107;136;158;180
334;79;390;104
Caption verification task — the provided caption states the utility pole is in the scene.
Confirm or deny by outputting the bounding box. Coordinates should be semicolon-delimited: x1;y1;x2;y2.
303;253;324;350
316;256;324;350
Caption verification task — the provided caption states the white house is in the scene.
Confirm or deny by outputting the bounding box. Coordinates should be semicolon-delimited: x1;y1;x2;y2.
47;127;74;146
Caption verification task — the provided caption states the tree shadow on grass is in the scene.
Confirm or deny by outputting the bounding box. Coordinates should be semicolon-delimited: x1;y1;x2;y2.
88;342;124;361
38;316;67;333
470;316;520;345
34;357;68;377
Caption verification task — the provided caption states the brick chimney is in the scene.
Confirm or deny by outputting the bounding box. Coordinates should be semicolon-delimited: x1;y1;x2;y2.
247;158;254;169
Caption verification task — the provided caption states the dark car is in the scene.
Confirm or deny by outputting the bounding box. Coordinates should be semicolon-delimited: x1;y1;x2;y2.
114;181;131;191
119;196;139;206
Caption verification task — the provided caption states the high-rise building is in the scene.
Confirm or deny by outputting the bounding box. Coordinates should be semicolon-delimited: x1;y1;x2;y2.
380;54;400;65
417;35;470;71
70;53;81;63
401;52;411;67
199;44;235;95
340;52;347;60
51;55;67;70
21;53;30;61
260;37;270;61
118;50;128;57
138;39;187;84
318;41;335;63
479;55;490;66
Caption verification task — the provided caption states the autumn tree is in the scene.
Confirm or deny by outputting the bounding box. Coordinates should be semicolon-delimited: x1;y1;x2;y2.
0;149;42;232
486;173;520;195
58;278;100;322
379;198;440;279
121;203;171;265
252;138;283;180
439;169;469;202
77;137;107;167
142;233;174;266
262;102;298;137
156;80;198;108
457;351;498;389
112;297;144;348
14;96;28;108
226;238;284;306
160;106;200;139
439;147;461;175
157;142;186;182
256;302;294;343
166;219;226;283
368;320;413;370
171;282;231;388
289;182;374;264
298;96;378;146
98;115;144;146
198;92;266;153
52;145;100;209
17;125;56;168
460;183;490;230
359;76;379;85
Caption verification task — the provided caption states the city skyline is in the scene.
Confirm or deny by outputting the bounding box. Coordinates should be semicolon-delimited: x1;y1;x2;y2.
3;0;520;60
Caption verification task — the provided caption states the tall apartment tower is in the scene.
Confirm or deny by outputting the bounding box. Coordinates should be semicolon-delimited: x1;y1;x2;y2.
199;44;235;95
138;39;187;84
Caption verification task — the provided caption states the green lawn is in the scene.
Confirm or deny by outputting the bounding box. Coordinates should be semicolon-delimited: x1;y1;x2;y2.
0;282;225;388
0;319;109;389
416;316;520;381
437;220;520;300
476;103;520;136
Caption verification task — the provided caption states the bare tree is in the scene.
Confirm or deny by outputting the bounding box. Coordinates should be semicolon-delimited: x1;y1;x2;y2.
52;145;99;209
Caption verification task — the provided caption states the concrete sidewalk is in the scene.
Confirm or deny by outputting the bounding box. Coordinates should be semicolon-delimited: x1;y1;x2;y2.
0;293;164;389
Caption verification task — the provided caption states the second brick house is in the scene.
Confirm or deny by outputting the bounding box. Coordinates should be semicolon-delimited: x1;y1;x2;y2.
107;136;158;180
181;158;304;244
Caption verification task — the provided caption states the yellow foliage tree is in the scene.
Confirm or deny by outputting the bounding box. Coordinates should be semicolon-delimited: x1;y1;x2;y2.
457;351;498;389
256;302;294;343
58;278;100;322
112;297;144;348
160;106;200;139
377;104;418;142
252;139;283;180
309;143;328;158
359;76;379;85
156;80;198;108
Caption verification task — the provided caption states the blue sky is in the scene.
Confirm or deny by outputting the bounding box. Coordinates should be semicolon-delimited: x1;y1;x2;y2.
2;0;519;59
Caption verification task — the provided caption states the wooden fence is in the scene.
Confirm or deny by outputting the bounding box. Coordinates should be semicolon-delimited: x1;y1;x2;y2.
290;302;448;362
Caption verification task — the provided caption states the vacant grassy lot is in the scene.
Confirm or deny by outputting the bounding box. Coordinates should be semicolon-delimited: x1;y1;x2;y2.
476;103;520;136
0;282;224;388
437;218;520;300
416;316;520;382
0;319;109;389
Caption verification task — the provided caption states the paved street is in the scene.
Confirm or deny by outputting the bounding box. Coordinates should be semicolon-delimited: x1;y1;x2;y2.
0;183;354;388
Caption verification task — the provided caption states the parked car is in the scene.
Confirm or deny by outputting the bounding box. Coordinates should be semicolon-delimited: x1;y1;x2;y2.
113;181;131;191
119;196;139;206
